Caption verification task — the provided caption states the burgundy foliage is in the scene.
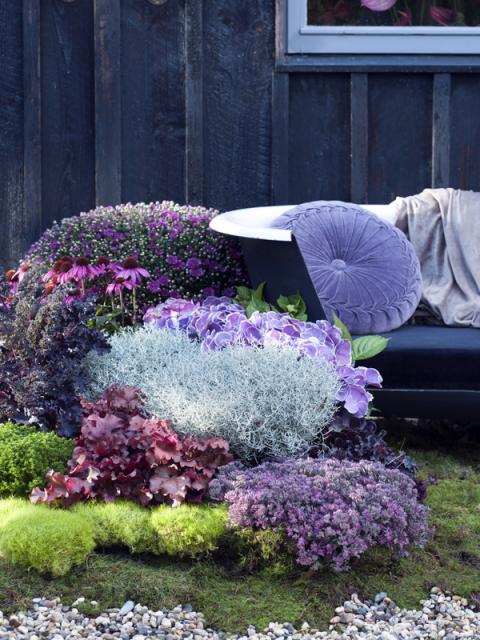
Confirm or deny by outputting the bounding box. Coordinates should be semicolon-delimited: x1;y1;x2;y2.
31;386;233;508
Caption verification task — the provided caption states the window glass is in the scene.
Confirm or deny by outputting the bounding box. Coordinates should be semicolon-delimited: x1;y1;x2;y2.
307;1;480;27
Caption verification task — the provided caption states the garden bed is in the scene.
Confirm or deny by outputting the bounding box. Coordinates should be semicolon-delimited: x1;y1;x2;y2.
1;426;479;634
0;201;478;637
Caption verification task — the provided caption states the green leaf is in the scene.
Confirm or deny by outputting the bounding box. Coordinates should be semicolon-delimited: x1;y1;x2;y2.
352;335;389;362
253;282;266;302
245;298;272;318
332;313;352;344
233;286;252;308
277;292;308;321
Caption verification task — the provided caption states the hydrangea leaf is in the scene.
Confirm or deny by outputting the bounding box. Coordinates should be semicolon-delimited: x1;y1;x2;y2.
332;312;353;344
352;336;389;362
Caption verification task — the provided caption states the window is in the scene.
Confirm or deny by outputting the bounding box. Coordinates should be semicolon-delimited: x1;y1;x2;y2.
287;0;480;54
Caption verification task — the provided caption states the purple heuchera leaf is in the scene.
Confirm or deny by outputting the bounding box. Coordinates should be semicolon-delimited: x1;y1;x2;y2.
31;385;233;507
143;297;382;419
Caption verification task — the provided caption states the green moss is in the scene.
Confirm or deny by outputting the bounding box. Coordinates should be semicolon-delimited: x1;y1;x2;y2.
0;422;74;497
150;503;228;557
0;502;95;576
73;500;155;553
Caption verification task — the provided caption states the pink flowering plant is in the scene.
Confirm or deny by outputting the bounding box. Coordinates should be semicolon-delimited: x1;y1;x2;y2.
144;296;383;418
39;254;151;332
224;458;432;572
25;201;248;308
308;0;479;26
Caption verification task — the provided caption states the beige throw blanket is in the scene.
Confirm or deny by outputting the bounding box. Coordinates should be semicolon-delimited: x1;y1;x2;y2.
388;188;480;327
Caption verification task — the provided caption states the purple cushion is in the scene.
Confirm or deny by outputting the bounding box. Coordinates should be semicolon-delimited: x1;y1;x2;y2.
272;201;422;335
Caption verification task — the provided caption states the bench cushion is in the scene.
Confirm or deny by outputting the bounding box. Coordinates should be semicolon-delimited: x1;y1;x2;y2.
366;326;480;391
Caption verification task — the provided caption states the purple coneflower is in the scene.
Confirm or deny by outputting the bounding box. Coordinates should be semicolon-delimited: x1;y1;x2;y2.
14;263;31;283
106;276;135;297
42;259;66;283
92;255;114;277
5;269;18;293
114;257;150;285
66;257;97;282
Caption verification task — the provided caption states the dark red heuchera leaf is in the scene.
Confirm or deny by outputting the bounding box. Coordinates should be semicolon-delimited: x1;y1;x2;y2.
31;385;233;507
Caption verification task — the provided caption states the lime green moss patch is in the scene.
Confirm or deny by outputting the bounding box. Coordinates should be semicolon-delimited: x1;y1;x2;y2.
150;503;228;558
0;503;95;576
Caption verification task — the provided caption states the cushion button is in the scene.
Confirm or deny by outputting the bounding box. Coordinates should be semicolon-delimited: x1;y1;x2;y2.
331;258;347;270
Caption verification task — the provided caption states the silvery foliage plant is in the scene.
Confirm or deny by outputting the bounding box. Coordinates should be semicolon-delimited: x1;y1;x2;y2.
144;297;383;418
84;328;341;462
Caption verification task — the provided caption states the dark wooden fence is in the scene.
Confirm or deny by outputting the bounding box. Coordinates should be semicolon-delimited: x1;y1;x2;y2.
1;0;480;269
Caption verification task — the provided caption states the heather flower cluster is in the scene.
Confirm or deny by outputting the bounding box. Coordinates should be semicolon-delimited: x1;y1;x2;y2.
144;296;382;418
26;201;248;307
225;458;432;571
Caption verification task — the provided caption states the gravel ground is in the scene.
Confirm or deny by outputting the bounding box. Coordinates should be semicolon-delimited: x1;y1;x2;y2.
0;588;479;640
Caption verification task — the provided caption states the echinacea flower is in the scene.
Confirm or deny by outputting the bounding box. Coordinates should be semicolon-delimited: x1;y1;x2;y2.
361;0;397;10
430;6;455;25
106;276;135;297
5;269;18;293
114;257;150;285
13;262;31;284
42;259;67;284
63;257;97;283
93;256;112;276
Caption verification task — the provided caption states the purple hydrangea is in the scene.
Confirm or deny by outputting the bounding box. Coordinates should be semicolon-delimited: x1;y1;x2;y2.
144;296;382;418
25;202;248;307
224;458;432;572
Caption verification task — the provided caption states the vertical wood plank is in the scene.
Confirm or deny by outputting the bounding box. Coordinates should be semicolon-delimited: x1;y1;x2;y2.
289;74;351;203
94;0;121;205
0;0;24;268
449;74;480;189
272;72;289;204
41;0;95;231
350;73;368;203
185;0;204;204
203;0;274;211
368;75;432;202
121;0;186;204
432;73;451;188
23;0;42;254
275;0;286;59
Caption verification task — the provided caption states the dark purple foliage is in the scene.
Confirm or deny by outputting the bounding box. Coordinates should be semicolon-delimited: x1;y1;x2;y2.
0;267;109;437
31;385;233;508
322;410;428;501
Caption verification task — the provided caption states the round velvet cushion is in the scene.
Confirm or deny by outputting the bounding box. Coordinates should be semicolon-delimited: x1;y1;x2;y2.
272;201;422;335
